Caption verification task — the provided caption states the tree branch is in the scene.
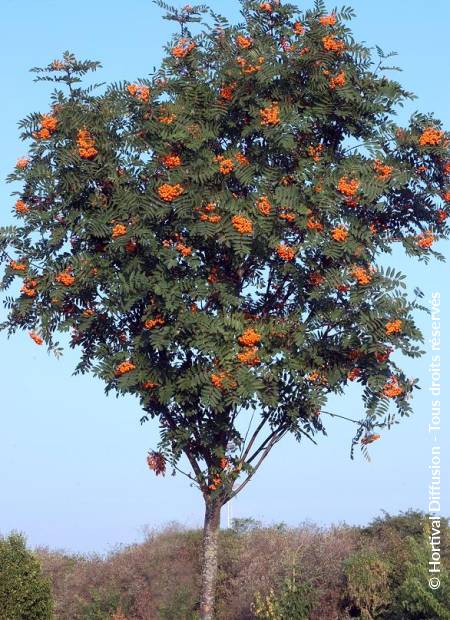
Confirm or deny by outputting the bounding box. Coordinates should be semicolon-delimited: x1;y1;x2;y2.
240;416;267;462
228;428;288;501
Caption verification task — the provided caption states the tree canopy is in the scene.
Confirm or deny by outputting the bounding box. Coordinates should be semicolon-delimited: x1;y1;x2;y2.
1;0;449;498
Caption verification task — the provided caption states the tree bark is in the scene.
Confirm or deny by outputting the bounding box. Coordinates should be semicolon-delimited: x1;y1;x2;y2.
199;499;221;620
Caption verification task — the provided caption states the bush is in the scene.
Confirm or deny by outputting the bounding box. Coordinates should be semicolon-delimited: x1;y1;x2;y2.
0;532;53;620
386;531;450;620
342;551;391;619
252;570;315;620
158;585;199;619
78;588;127;620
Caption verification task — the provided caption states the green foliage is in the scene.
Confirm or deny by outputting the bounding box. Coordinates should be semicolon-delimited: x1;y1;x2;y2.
0;532;53;620
78;588;125;620
385;530;450;620
158;585;199;620
1;0;449;499
252;570;315;619
343;550;391;619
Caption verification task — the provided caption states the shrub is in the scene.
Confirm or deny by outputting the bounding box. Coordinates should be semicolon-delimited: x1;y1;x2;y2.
342;551;391;619
0;532;53;620
158;585;199;619
386;531;450;620
252;570;315;620
78;588;128;620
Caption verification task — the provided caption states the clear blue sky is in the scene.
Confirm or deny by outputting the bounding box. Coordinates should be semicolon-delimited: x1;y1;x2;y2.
0;0;449;553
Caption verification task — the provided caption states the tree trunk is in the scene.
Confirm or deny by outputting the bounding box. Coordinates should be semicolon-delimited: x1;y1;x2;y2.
199;499;221;620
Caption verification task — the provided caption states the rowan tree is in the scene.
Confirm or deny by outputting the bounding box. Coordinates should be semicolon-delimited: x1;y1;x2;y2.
1;1;449;617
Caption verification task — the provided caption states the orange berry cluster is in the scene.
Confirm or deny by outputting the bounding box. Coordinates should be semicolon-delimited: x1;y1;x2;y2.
307;370;327;384
112;223;127;239
16;157;29;170
351;266;371;285
147;451;166;476
238;328;262;347
115;360;136;377
15;200;29;215
260;102;280;126
9;260;27;271
215;155;234;175
162;153;182;169
307;215;323;231
320;14;337;26
257;195;272;216
385;319;402;335
176;242;192;257
237;347;261;366
329;71;346;89
235;152;249;165
210;371;237;391
416;231;434;249
198;202;221;223
21;278;38;297
373;160;393;180
259;2;273;11
307;144;324;161
232;215;253;235
436;209;448;223
293;22;305;35
331;226;349;242
56;268;75;287
236;55;265;75
361;433;381;445
219;82;237;101
144;316;165;330
29;331;43;345
375;348;392;363
126;84;150;102
236;35;252;49
237;328;262;366
338;177;360;197
276;243;296;261
143;380;158;389
158;112;176;124
171;38;196;58
34;114;58;140
51;60;66;70
279;210;296;222
322;36;345;52
157;183;184;202
347;368;361;381
77;128;98;159
419;127;444;147
208;473;222;492
383;376;403;398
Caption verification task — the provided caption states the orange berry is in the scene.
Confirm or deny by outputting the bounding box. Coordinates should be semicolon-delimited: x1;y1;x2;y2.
232;215;253;235
260;103;280;127
157;183;184;202
29;331;43;345
385;319;402;335
322;35;345;52
238;329;262;347
276;244;296;261
112;223;127;239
